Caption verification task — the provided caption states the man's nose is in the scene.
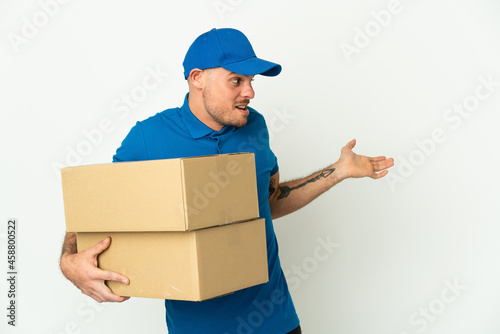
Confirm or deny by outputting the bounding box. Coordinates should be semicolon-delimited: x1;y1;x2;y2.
241;82;255;100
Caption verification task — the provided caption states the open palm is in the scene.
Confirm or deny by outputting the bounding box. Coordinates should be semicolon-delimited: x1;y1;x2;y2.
338;139;394;179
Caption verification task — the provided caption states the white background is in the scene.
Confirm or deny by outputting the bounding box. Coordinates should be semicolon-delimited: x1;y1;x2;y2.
1;0;500;333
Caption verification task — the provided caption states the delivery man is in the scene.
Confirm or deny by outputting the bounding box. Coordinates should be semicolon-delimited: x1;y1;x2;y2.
60;28;394;334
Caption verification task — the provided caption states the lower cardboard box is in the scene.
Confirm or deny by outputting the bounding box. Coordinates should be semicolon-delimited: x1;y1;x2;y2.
76;218;268;301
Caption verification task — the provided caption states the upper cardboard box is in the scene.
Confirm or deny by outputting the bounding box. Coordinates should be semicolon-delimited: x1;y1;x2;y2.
62;153;259;232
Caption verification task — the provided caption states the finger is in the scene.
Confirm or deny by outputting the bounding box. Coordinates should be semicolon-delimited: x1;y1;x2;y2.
83;290;104;303
96;268;130;285
83;278;131;303
81;286;108;303
99;287;130;303
345;139;356;150
372;158;394;171
373;170;388;179
381;157;395;165
88;285;130;303
369;156;387;162
86;237;112;257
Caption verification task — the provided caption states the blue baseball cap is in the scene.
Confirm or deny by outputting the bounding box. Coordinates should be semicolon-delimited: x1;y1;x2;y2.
183;28;282;79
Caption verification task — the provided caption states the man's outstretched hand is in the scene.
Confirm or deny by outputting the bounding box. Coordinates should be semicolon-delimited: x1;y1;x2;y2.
60;236;130;303
337;139;394;180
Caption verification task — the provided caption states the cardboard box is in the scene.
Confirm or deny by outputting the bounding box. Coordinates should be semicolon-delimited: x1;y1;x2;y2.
61;153;268;300
76;218;269;300
61;153;259;232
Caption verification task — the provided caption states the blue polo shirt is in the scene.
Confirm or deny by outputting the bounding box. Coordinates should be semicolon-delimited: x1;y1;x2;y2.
113;94;300;334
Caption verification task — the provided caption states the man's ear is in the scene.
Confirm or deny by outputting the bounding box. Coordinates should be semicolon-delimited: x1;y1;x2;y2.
188;69;205;89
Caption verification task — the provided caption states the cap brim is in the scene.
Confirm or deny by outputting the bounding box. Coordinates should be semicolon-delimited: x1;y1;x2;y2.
222;57;282;77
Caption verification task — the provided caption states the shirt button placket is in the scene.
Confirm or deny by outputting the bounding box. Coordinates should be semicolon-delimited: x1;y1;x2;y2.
216;138;222;154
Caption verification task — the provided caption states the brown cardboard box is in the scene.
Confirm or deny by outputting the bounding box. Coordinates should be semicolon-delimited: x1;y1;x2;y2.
61;153;259;232
61;153;268;300
76;219;268;300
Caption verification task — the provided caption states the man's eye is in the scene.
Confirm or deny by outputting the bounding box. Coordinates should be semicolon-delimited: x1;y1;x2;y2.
231;78;241;84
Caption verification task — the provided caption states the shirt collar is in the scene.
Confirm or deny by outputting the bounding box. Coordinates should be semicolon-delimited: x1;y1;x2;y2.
180;93;236;139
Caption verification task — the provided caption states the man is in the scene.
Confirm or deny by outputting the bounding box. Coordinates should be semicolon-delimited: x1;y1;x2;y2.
60;28;394;334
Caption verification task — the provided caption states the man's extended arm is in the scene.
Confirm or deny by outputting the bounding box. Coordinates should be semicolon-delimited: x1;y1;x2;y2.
268;139;394;219
60;232;130;303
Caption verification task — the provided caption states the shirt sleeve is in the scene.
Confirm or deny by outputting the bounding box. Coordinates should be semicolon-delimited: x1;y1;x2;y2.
254;110;279;177
270;152;279;176
112;121;149;162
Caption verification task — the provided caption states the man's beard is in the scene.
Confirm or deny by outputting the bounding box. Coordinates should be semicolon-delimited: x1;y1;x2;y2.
202;87;248;129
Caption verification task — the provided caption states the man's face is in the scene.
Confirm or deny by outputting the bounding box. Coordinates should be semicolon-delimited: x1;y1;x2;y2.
201;67;255;129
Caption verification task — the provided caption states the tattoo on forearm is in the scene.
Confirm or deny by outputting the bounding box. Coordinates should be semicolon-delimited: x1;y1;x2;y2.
277;168;335;200
269;178;276;198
